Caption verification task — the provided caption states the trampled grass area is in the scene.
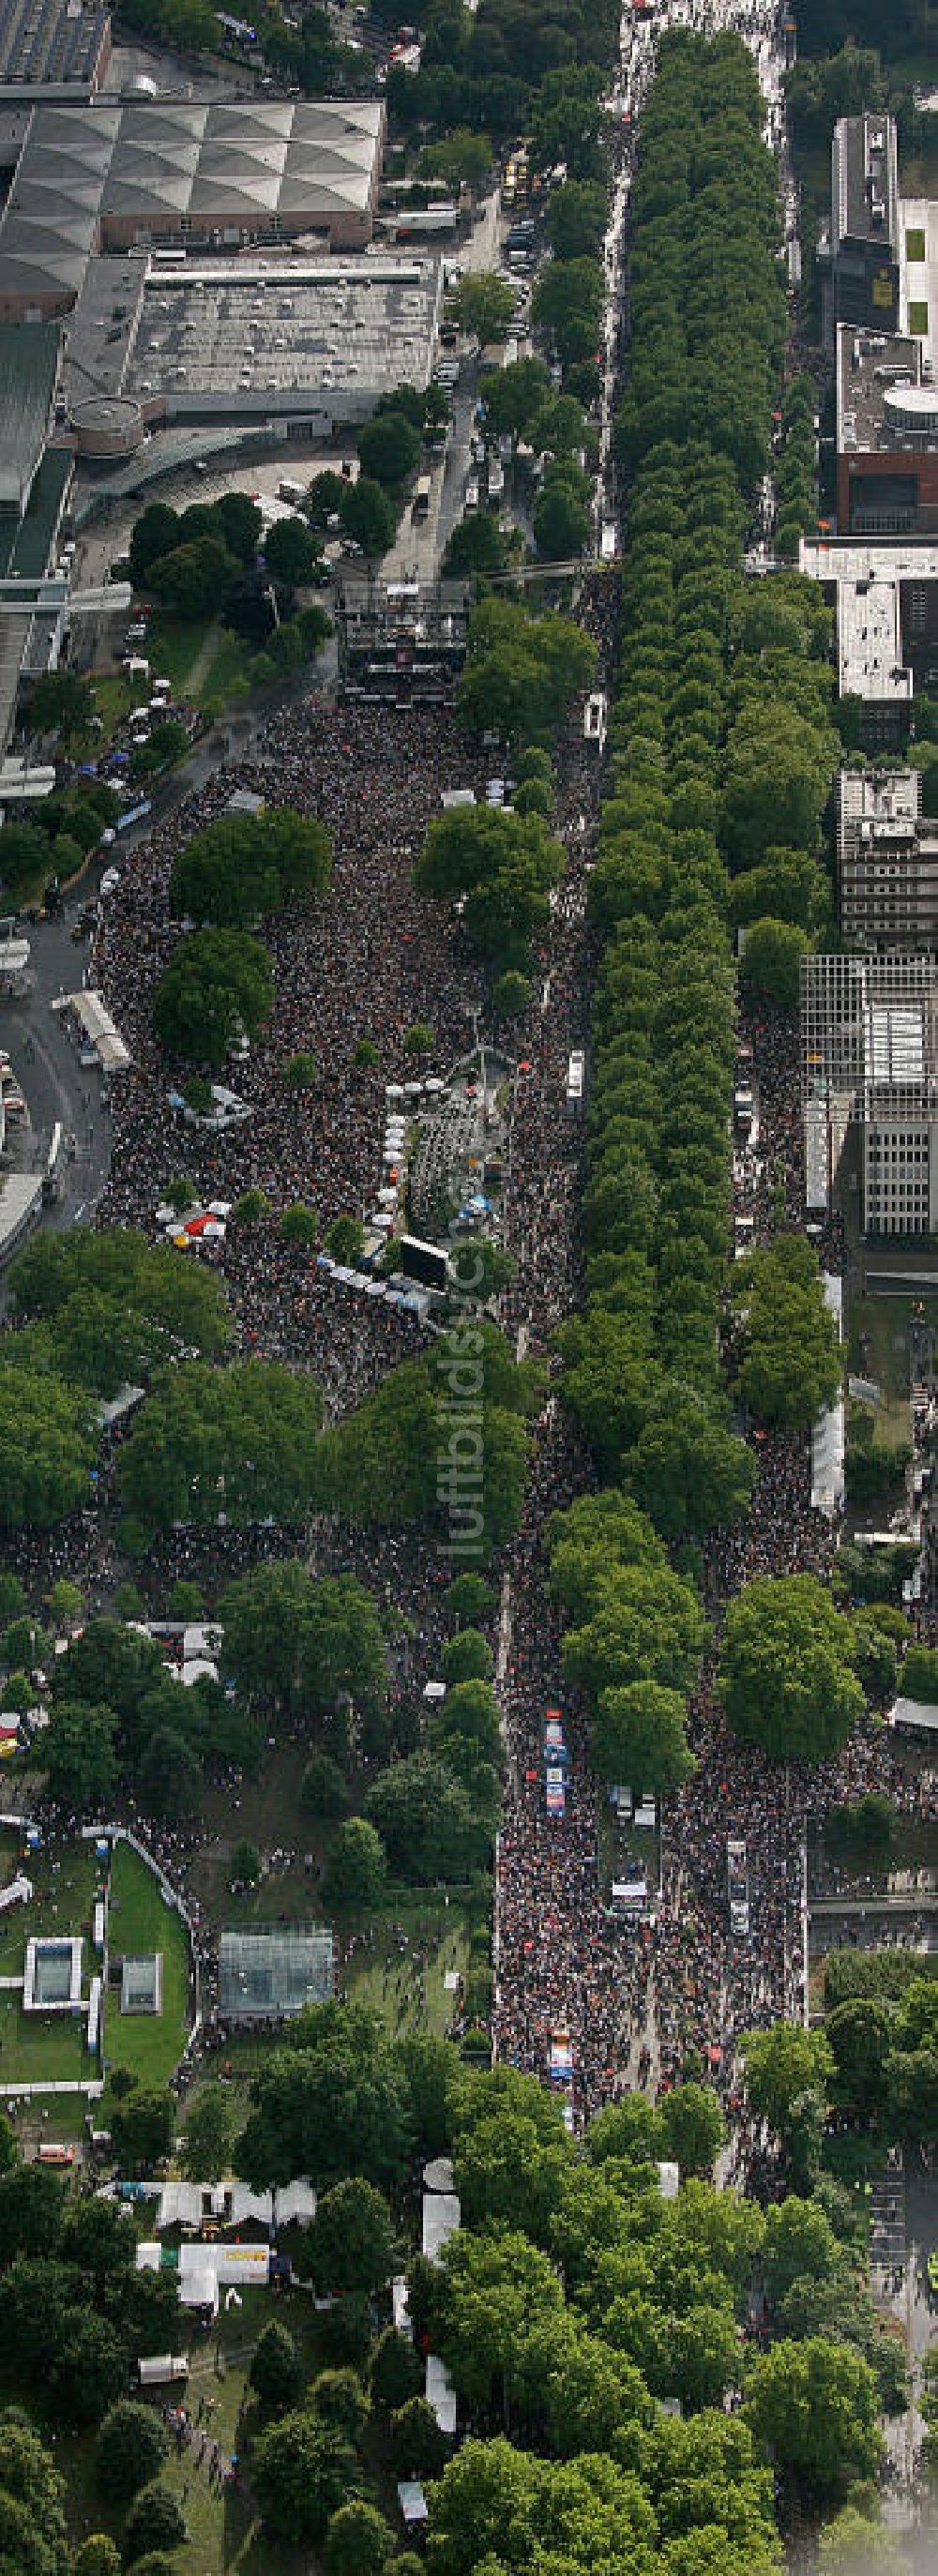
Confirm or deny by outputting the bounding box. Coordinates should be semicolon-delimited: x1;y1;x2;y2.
55;2283;401;2576
90;670;134;742
845;1293;921;1452
53;2292;294;2576
56;2282;409;2574
104;1838;191;2091
342;1892;470;2041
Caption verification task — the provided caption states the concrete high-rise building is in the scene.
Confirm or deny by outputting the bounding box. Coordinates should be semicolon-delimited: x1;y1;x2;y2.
802;949;938;1235
823;114;900;342
839;767;938;950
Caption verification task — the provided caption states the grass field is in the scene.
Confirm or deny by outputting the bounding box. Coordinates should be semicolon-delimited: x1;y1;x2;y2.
845;1293;918;1452
0;1829;191;2100
0;1830;101;1980
145;615;250;712
0;1990;87;2085
104;1839;191;2093
0;1830;101;2097
192;1754;476;2048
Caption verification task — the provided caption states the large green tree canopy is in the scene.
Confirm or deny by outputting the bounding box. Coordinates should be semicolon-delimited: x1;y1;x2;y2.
118;1360;324;1529
152;928;274;1065
719;1575;865;1764
169;806;332;929
8;1226;229;1398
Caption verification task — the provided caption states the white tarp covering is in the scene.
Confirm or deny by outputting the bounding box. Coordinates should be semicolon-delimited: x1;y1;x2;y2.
805;1096;829;1213
68;988;130;1070
426;2352;457;2433
889;1695;938;1735
811;1273;845;1515
422;2190;461;2264
0;1874;31;1912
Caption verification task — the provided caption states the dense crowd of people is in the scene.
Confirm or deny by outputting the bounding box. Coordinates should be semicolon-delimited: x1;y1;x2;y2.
489;599;934;2127
90;701;491;1412
4;535;934;2153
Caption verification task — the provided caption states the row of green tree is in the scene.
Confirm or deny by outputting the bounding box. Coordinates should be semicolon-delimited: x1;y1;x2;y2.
553;35;848;1799
561;442;756;1546
614;33;786;484
544;1495;893;1778
0;2021;918;2569
0;1213;540;1571
774;372;821;562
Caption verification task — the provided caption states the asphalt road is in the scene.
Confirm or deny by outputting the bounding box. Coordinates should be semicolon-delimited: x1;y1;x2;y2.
0;693;285;1272
1;899;113;1258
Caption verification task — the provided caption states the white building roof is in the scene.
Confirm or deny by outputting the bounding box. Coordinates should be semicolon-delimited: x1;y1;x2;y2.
800;537;938;705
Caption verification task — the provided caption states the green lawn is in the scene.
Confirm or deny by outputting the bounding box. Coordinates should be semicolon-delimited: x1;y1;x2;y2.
0;1829;101;2092
90;670;134;744
0;1831;191;2097
0;1830;102;1980
0;1991;88;2085
104;1839;191;2093
192;1755;478;2053
145;614;250;712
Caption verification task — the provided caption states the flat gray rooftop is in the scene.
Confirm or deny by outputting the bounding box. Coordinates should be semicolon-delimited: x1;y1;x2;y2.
838;325;924;458
0;321;60;512
833;113;899;252
800;535;938;703
840;766;921;836
124;255;440;413
0;0;109;93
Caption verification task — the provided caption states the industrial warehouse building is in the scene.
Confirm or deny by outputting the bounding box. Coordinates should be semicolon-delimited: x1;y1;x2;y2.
0;0;112;103
0;95;386;318
62;248;442;455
